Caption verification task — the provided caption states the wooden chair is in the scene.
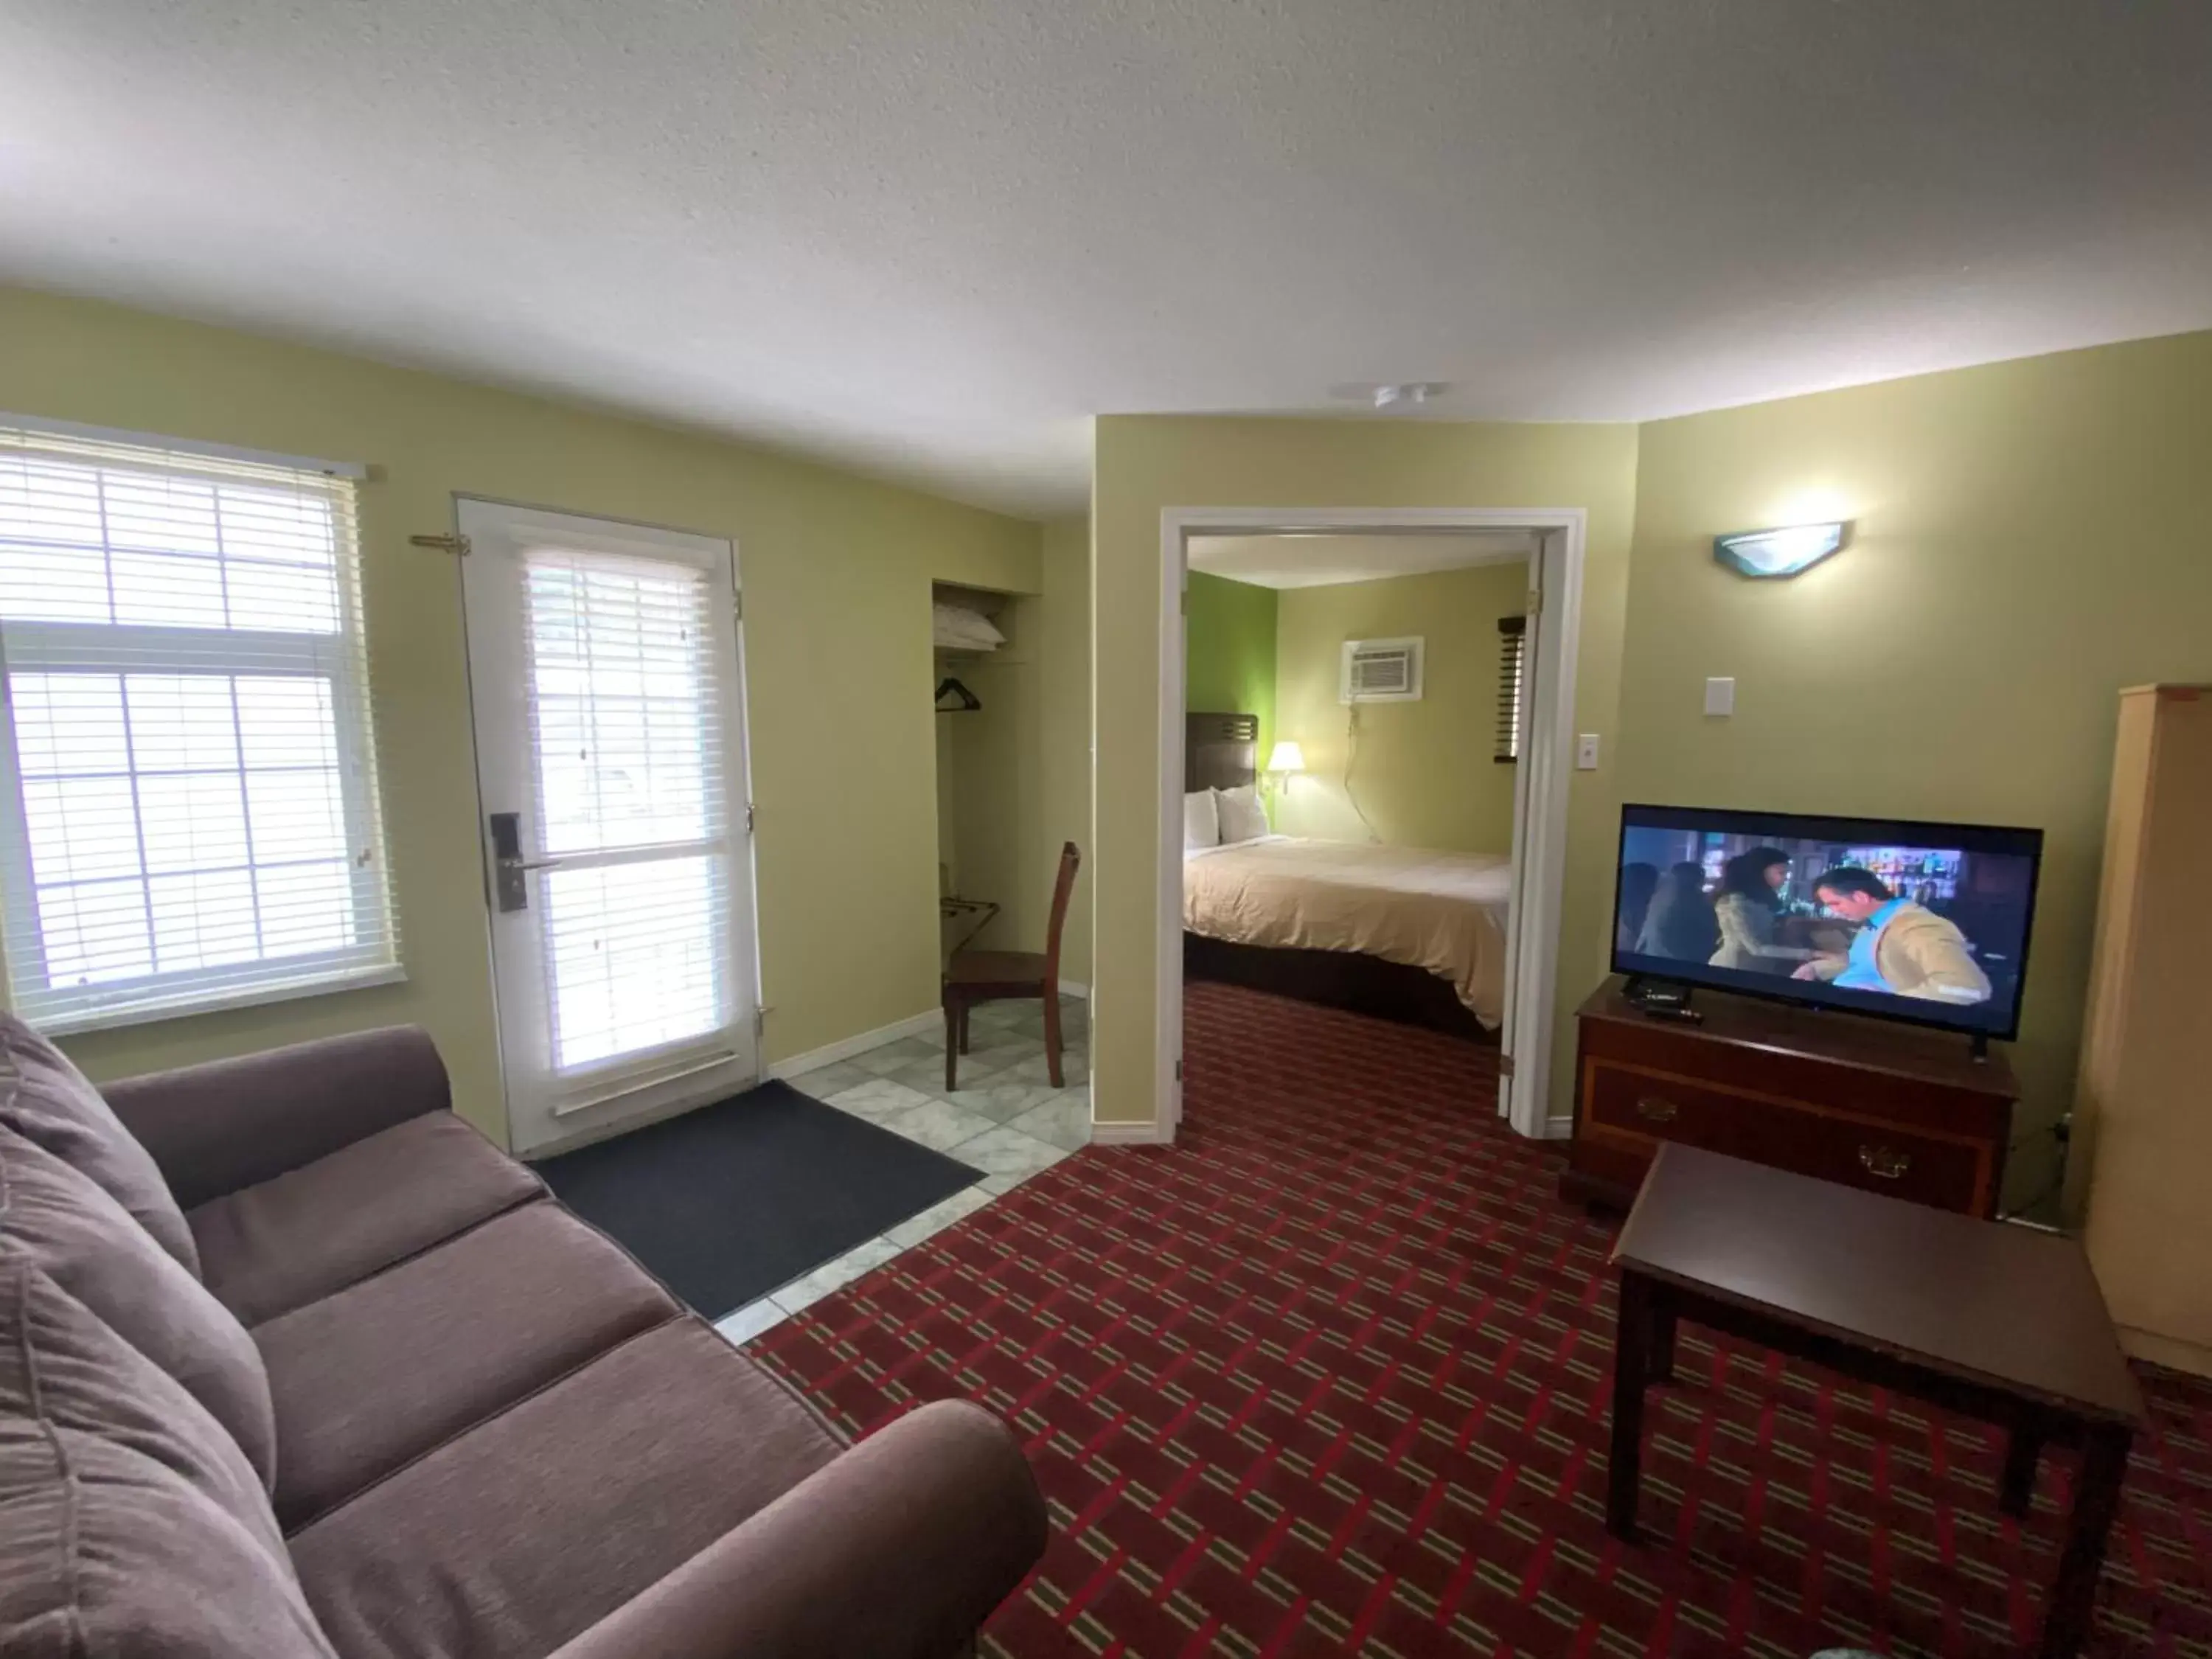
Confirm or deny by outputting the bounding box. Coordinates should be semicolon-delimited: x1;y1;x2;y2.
944;841;1081;1091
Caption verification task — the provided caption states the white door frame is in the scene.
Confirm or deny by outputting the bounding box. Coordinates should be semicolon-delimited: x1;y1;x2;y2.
1158;505;1586;1142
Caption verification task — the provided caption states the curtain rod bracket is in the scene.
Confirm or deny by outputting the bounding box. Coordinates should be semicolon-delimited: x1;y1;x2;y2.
409;532;471;557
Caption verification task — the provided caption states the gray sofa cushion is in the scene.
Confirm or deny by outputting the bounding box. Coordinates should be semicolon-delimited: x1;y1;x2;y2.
257;1200;678;1529
0;1262;331;1658
288;1318;842;1659
189;1113;543;1327
0;1125;276;1489
0;1015;198;1276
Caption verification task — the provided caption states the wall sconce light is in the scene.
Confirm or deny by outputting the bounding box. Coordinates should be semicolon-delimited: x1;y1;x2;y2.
1264;740;1304;826
1714;521;1851;579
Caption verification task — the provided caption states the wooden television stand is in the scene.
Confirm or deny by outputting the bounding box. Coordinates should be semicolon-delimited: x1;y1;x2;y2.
1562;976;2017;1218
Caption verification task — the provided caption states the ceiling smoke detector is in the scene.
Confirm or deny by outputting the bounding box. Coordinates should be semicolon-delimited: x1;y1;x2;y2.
1374;383;1431;409
1332;382;1450;411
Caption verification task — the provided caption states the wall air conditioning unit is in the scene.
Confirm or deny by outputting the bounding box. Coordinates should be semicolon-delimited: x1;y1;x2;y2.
1340;636;1424;703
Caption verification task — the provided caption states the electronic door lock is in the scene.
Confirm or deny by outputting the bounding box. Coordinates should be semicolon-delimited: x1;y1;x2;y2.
488;813;529;912
488;813;566;911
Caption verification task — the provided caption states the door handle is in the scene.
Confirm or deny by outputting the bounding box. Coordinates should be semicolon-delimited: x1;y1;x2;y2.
1634;1096;1679;1124
488;812;535;913
1858;1144;1911;1180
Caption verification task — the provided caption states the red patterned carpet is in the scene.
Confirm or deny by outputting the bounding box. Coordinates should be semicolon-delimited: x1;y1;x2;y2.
754;981;2212;1658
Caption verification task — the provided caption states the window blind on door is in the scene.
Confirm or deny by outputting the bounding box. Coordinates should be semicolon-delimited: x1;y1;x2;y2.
1495;615;1527;762
0;420;399;1033
521;547;734;1076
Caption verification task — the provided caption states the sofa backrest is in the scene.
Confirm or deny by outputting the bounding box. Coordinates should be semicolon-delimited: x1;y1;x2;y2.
0;1015;200;1276
0;1262;331;1657
0;1124;276;1486
0;1016;308;1652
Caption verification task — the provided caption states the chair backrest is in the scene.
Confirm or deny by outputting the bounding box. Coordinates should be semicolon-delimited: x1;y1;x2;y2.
1043;841;1081;987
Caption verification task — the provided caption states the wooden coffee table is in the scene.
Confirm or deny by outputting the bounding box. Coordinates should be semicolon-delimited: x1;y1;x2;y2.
1607;1144;2144;1659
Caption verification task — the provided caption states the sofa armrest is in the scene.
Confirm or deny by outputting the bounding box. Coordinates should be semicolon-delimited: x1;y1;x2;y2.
548;1399;1046;1659
102;1026;453;1208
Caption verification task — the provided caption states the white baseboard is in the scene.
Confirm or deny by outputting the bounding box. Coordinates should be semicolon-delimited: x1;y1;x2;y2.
2118;1324;2212;1380
1058;978;1089;1000
1090;1118;1175;1146
1543;1113;1576;1140
769;1009;940;1079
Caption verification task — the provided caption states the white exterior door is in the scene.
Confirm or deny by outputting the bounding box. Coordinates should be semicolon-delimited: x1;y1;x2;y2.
459;501;759;1155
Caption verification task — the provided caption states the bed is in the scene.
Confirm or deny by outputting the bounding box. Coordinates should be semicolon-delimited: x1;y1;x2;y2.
1182;712;1512;1038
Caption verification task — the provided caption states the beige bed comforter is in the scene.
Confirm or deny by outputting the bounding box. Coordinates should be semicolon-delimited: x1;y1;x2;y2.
1183;836;1512;1028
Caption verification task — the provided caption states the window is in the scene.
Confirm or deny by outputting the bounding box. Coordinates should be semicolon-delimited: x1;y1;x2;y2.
0;419;398;1033
1495;615;1527;763
521;546;731;1072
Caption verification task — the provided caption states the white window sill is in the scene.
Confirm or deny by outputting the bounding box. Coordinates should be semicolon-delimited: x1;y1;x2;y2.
24;962;409;1039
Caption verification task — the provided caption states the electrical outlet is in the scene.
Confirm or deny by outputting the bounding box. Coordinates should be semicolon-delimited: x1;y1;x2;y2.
1576;733;1600;770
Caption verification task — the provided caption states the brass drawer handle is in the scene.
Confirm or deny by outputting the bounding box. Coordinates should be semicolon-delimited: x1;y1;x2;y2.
1859;1144;1911;1180
1635;1096;1679;1124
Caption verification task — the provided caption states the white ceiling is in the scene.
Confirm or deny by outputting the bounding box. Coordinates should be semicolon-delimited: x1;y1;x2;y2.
4;2;2208;518
1191;533;1529;590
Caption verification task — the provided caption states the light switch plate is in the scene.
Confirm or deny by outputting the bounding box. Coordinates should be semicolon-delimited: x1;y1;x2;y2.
1703;676;1736;717
1576;733;1600;770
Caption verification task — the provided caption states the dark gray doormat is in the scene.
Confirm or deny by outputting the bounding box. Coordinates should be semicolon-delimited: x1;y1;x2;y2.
537;1079;979;1320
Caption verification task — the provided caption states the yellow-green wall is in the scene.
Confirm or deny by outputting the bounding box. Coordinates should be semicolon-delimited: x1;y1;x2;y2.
1037;519;1094;984
1275;563;1528;853
13;279;2202;1195
1184;571;1279;766
1091;417;1641;1128
0;285;1040;1144
1619;330;2212;1214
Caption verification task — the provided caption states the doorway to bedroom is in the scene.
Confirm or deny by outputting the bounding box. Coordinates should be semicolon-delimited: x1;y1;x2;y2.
1161;510;1585;1141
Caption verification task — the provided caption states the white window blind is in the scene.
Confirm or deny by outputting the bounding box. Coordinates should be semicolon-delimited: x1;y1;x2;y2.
1495;614;1527;762
0;420;398;1033
522;547;733;1076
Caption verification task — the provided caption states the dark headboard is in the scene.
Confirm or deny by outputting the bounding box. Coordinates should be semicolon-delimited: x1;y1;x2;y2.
1186;712;1259;793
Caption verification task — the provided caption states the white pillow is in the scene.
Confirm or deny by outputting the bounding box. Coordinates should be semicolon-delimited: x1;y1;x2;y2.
1214;784;1269;844
1183;790;1220;850
931;602;1004;652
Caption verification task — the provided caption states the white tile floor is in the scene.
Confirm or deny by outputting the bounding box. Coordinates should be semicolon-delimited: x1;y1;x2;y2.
711;995;1088;1346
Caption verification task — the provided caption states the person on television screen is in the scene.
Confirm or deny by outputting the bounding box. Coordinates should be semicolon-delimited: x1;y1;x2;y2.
1616;861;1660;954
1636;860;1719;961
1792;866;1992;1004
1708;846;1798;973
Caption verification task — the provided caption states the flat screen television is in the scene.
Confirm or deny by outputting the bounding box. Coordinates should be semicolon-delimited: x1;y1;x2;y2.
1610;804;2043;1042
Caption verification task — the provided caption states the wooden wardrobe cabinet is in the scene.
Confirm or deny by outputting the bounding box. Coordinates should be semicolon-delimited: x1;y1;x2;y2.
2075;684;2212;1378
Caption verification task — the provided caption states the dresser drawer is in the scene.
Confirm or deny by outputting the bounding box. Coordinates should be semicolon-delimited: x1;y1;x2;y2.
1582;1060;1989;1212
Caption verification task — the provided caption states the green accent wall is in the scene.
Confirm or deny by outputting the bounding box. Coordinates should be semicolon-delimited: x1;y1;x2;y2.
1184;570;1279;760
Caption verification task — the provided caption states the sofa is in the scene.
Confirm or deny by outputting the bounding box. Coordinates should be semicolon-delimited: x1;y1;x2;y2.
0;1017;1047;1658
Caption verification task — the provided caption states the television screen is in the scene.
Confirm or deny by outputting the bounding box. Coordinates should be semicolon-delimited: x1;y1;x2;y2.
1611;804;2043;1040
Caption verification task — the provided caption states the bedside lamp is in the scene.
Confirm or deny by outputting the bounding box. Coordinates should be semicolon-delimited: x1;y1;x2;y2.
1264;740;1304;827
